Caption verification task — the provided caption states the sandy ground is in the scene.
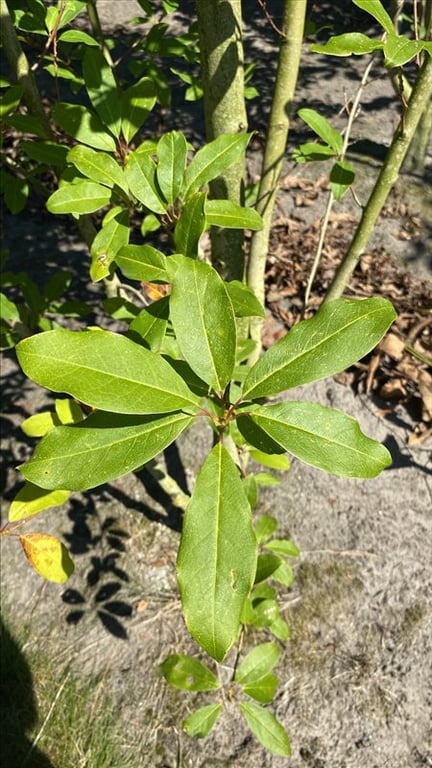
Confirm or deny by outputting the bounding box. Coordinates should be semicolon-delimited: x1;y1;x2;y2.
1;2;432;767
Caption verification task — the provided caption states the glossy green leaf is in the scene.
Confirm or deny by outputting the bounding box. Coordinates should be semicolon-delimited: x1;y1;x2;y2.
121;77;156;144
311;33;383;57
225;281;265;318
16;329;202;415
58;29;98;46
240;701;290;756
352;0;394;34
90;210;130;282
20;533;74;583
242;674;279;704
173;192;206;257
47;181;111;215
235;642;280;684
19;411;194;491
268;616;289;642
128;296;169;351
9;483;70;522
330;160;355;200
242;298;396;400
168;256;237;392
124;151;167;213
177;443;257;662
181;133;250;198
82;47;121;138
67;146;128;193
205;200;262;230
53;103;116;152
247;401;392;477
383;35;425;68
156;130;187;203
56;0;86;28
236;414;285;455
116;244;168;282
297;108;343;154
183;704;223;738
160;655;221;691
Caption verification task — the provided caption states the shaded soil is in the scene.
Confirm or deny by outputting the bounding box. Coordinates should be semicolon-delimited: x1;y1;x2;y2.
1;2;432;767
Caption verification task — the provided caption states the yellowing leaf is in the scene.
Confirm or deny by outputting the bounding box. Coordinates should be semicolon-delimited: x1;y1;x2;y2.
9;483;70;522
19;533;74;583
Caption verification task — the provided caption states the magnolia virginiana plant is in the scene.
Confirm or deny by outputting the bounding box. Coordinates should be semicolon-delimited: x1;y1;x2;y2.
8;267;395;752
0;0;405;755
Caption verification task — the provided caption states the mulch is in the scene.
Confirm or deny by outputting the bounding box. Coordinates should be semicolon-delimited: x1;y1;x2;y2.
262;184;432;446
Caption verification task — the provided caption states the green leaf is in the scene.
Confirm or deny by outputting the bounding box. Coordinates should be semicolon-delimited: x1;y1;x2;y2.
242;298;396;400
160;655;221;691
19;411;194;491
55;398;84;424
46;181;111;215
174;192;206;256
242;674;279;704
268;616;289;642
2;173;29;214
330;160;355;200
82;47;121;138
67;146;128;193
183;704;223;738
21;411;59;437
56;0;86;28
121;77;156;144
271;560;294;586
0;84;23;118
249;449;290;470
6;114;50;138
292;142;338;163
225;281;265;318
310;33;383;57
264;539;300;558
9;483;70;522
181;133;250;198
90;210;130;282
177;443;257;662
116;244;168;282
128;296;169;352
247;401;392;477
240;701;291;756
383;35;425;68
156;130;187;203
16;329;202;415
254;515;278;544
167;255;237;392
297;108;343;154
235;642;280;684
205;200;262;230
53;103;117;152
124;151;167;214
255;553;283;583
58;29;98;46
249;598;279;628
352;0;394;34
236;414;286;455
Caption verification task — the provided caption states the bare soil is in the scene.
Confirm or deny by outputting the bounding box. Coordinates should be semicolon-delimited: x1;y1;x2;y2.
1;2;431;767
